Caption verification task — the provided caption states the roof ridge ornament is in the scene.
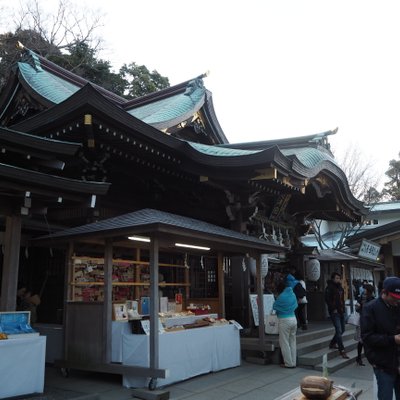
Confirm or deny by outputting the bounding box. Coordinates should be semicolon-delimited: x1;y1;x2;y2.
184;75;205;96
17;43;43;72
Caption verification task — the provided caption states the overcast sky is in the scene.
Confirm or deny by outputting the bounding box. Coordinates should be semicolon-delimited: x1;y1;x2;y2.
4;0;400;188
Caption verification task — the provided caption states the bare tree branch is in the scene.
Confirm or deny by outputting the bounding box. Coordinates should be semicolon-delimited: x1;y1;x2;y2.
335;144;381;202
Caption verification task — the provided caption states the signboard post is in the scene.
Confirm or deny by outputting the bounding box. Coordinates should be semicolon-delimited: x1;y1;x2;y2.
249;294;274;326
358;239;381;261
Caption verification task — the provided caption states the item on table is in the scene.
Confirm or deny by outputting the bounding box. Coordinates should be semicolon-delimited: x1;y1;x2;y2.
300;376;333;399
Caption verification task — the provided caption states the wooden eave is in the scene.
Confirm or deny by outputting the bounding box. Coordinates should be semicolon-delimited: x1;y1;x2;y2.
33;208;285;255
0;163;110;196
8;85;294;175
10;84;182;151
0;72;21;120
346;219;400;246
0;127;81;156
200;91;229;144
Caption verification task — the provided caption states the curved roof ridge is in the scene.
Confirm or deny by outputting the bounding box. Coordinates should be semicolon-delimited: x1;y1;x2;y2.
21;48;127;105
219;128;337;153
124;73;207;109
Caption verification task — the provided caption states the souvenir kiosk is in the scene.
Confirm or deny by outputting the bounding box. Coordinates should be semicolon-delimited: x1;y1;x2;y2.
35;208;281;389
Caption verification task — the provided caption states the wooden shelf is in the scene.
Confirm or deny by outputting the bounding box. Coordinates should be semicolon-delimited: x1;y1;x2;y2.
72;256;185;269
70;282;190;287
70;255;190;302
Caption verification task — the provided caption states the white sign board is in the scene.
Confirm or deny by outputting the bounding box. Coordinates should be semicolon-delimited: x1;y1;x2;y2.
249;294;274;326
140;318;165;335
358;239;381;261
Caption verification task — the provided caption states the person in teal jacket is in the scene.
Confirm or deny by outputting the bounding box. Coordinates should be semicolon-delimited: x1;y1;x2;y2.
273;281;298;368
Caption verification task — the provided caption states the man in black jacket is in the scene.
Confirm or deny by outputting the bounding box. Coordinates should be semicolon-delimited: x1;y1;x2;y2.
361;276;400;400
324;272;349;359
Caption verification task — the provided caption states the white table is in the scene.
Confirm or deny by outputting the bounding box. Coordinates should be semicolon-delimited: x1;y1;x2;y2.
122;324;241;388
112;321;131;362
0;336;46;399
111;314;219;363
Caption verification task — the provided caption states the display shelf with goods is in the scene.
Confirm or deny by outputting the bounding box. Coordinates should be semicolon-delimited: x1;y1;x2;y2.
69;255;190;303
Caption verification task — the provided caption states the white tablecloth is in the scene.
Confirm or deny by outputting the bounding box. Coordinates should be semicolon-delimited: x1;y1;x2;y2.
122;324;240;388
0;336;46;399
112;321;131;362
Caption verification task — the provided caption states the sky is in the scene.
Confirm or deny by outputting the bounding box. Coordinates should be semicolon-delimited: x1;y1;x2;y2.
3;0;400;188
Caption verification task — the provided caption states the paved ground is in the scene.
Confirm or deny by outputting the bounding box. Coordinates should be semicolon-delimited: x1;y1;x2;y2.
40;359;374;400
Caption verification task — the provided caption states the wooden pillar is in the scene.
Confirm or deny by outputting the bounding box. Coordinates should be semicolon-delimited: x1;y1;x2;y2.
63;241;74;360
103;239;113;363
256;254;265;346
217;253;225;318
65;242;74;302
134;248;141;300
149;234;160;371
184;266;190;301
0;215;22;311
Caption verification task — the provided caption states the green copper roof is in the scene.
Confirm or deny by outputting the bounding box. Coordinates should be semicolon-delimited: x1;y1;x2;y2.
18;62;80;104
188;142;261;156
127;81;205;127
281;147;336;168
18;53;206;129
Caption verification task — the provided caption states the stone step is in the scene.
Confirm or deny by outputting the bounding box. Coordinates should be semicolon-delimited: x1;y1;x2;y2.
314;348;363;373
296;326;334;344
297;328;356;356
298;339;358;366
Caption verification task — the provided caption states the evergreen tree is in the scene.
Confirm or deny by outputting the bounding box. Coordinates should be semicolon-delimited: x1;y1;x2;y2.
50;42;126;96
382;153;400;200
120;62;170;99
0;1;170;97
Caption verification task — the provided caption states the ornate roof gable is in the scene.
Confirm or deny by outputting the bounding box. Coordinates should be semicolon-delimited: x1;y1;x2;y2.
0;48;227;144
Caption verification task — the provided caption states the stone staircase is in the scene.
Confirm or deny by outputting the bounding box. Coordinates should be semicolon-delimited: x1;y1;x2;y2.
297;325;359;373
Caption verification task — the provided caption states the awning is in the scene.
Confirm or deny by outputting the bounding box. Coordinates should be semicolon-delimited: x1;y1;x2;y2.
316;248;385;269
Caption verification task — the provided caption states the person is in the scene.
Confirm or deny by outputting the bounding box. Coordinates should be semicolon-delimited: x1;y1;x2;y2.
285;268;306;305
358;279;368;302
354;284;375;366
361;276;400;400
16;287;41;324
295;272;308;330
273;280;298;368
324;272;349;359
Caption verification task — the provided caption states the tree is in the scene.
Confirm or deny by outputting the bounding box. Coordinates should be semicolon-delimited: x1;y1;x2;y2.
120;62;170;99
306;145;384;250
10;0;103;53
0;0;103;88
51;41;126;95
382;152;400;200
0;0;170;98
335;144;382;204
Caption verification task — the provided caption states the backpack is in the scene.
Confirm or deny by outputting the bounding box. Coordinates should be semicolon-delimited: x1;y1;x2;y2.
293;282;306;299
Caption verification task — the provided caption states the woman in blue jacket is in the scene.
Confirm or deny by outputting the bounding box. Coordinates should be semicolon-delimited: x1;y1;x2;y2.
273;281;298;368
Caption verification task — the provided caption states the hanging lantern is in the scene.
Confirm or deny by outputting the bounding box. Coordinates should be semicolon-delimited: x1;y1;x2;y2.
248;258;256;277
249;254;269;278
261;254;269;278
306;258;321;281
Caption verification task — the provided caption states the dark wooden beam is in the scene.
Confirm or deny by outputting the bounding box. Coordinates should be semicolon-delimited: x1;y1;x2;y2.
0;215;22;311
